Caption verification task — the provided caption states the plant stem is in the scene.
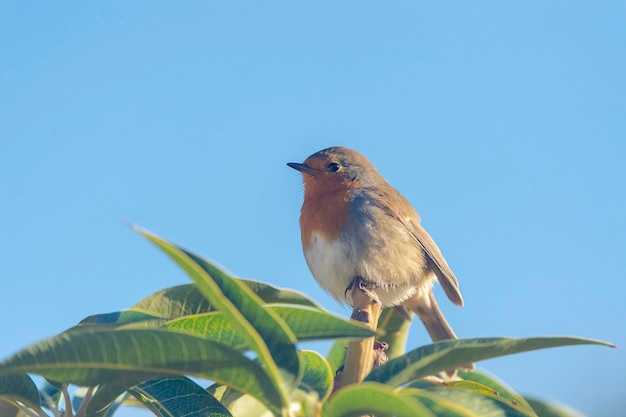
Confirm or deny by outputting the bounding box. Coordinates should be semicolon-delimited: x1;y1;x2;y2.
333;280;382;392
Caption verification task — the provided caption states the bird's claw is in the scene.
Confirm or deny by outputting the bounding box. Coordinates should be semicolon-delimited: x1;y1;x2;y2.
345;276;381;305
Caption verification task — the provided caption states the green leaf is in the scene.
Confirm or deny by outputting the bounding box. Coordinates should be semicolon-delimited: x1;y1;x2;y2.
407;381;536;417
327;382;435;417
131;281;319;322
207;384;246;412
400;388;478;417
366;336;614;386
78;282;323;334
132;284;215;319
137;229;300;400
524;397;586;417
271;305;374;340
166;312;242;348
326;340;348;374
84;378;144;417
166;305;374;349
405;387;530;417
457;370;535;413
128;376;233;417
0;327;283;414
239;280;320;308
79;311;164;326
377;307;411;359
0;374;43;413
183;250;301;389
299;350;333;402
445;380;502;396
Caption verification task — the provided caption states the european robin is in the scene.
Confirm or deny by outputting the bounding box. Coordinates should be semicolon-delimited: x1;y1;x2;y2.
288;146;466;344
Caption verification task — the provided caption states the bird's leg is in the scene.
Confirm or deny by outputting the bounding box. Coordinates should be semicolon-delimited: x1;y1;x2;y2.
333;275;383;394
345;275;381;315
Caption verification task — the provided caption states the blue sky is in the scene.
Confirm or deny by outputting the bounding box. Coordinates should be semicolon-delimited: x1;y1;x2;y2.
1;2;624;416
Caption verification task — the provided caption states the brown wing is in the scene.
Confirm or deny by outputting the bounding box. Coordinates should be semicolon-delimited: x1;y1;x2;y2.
409;219;464;306
377;187;464;306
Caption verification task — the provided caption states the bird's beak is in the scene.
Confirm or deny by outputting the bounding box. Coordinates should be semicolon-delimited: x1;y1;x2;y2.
287;162;316;175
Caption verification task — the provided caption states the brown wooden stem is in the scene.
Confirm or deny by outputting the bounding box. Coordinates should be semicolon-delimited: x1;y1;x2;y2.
333;279;382;393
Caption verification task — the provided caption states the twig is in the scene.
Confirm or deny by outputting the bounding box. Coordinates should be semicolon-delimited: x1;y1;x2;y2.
333;279;382;392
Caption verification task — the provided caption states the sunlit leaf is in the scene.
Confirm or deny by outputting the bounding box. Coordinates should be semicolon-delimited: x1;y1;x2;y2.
457;370;535;412
299;351;333;402
367;337;614;387
240;280;320;308
405;387;528;417
78;311;163;326
406;381;536;417
137;229;300;403
166;305;374;349
208;384;245;411
377;307;411;359
131;281;319;321
326;340;348;374
133;284;214;319
0;327;282;414
327;382;435;417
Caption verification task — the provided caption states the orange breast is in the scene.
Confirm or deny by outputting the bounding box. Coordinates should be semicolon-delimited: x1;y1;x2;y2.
300;184;352;249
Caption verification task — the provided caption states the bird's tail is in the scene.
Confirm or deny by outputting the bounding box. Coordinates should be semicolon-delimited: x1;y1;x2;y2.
402;290;475;374
404;289;458;341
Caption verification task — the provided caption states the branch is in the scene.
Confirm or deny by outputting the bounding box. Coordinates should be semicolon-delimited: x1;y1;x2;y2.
333;279;383;393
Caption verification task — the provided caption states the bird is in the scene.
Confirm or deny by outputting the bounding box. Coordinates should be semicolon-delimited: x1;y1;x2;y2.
288;146;467;345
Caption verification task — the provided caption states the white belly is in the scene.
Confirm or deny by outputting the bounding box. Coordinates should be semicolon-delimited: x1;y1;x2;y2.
303;233;354;303
302;232;421;306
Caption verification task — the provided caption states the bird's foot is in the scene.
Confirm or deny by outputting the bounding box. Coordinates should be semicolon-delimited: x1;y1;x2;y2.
346;276;381;324
345;276;381;304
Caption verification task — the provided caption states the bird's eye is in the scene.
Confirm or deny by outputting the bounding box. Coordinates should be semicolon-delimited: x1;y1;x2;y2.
327;162;340;172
